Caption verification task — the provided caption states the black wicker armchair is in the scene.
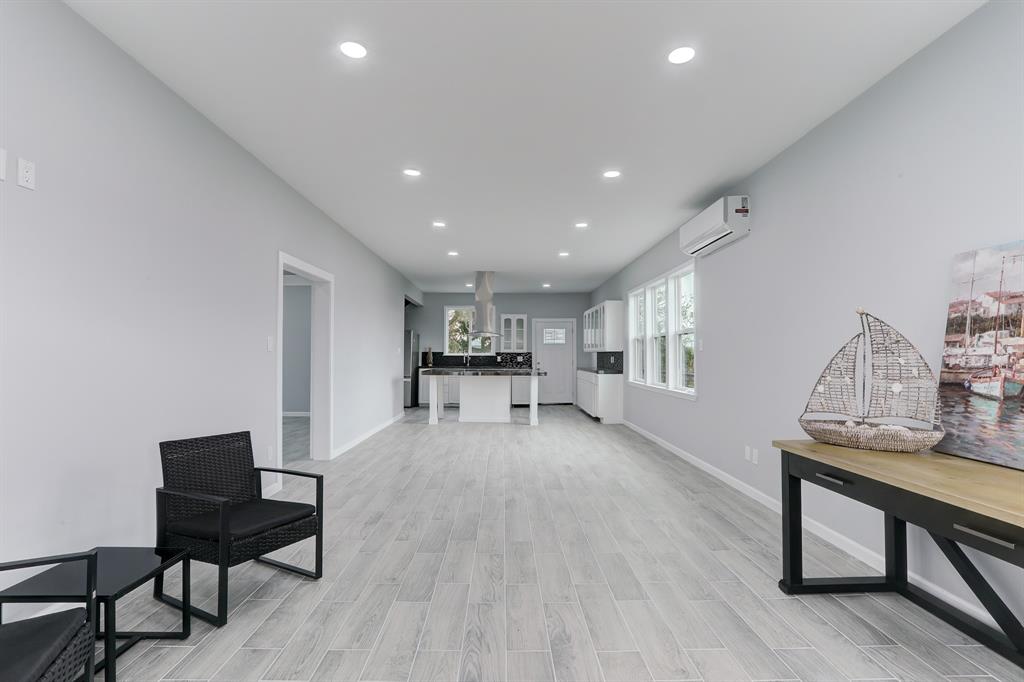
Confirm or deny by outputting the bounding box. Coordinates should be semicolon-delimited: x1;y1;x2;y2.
0;551;97;682
153;431;323;626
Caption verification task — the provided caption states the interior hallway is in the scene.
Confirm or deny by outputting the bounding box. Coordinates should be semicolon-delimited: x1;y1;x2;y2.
95;406;1019;681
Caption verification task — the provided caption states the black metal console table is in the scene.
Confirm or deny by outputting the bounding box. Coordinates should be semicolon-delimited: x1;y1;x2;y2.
774;439;1024;668
0;546;190;680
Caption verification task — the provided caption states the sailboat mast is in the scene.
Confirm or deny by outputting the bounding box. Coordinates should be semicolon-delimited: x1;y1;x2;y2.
859;310;869;422
994;256;1005;356
965;252;976;346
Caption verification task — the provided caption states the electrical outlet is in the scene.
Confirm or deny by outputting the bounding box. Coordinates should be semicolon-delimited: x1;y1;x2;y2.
266;336;273;352
744;445;751;462
17;157;35;190
0;148;6;182
752;448;760;464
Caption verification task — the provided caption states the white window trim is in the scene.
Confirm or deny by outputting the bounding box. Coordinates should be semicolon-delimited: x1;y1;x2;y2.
627;263;697;398
443;305;496;356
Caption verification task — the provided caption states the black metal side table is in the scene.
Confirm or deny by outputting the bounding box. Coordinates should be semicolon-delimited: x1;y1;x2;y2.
0;546;190;681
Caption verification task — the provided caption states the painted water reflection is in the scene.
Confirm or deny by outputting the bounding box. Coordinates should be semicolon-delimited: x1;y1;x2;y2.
937;386;1024;470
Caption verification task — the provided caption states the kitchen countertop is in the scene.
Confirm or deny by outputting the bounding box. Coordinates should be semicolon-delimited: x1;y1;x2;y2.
420;367;546;376
577;367;624;374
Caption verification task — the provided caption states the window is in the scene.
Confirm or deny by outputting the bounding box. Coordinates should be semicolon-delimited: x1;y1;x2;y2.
672;270;696;391
628;290;646;382
444;305;493;355
627;265;696;396
543;327;566;344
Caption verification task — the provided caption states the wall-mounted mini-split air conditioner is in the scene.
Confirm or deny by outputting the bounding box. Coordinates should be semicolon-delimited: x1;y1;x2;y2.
679;195;750;257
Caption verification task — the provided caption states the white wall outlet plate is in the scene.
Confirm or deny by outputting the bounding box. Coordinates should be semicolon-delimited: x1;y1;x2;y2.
0;148;7;181
17;157;35;190
752;448;760;464
744;445;751;461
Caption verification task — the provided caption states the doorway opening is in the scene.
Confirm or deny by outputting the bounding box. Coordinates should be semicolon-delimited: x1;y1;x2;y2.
282;272;312;462
277;253;334;467
532;318;577;404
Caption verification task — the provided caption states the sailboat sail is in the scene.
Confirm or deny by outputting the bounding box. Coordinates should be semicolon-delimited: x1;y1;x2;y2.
802;334;862;420
799;310;943;453
863;314;939;426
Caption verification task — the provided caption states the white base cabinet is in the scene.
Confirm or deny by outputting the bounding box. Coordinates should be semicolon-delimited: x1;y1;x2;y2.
419;370;461;406
511;376;531;405
575;371;623;424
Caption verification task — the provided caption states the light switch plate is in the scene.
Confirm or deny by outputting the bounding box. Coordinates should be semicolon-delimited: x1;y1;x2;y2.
0;148;6;181
17;157;35;190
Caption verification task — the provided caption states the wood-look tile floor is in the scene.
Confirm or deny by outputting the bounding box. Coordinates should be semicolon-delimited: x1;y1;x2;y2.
283;416;311;463
99;406;1021;681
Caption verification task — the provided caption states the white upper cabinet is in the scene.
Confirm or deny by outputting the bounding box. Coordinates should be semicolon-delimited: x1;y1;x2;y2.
500;314;528;352
583;301;624;352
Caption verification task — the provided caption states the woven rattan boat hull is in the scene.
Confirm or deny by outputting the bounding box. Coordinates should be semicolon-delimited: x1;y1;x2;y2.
799;419;944;453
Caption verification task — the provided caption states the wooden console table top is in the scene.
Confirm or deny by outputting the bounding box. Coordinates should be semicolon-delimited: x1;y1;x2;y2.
773;439;1024;529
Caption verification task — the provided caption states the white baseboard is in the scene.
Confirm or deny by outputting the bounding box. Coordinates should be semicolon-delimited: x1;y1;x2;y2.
622;419;996;629
331;413;404;459
283;411;311;417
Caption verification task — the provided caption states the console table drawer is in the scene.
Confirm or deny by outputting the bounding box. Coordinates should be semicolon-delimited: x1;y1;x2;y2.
789;453;1024;566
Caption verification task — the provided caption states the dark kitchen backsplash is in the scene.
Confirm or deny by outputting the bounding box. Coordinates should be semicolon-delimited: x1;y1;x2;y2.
596;351;624;373
421;351;533;369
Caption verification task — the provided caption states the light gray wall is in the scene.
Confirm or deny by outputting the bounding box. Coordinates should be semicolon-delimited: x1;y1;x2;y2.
0;1;410;573
405;292;593;366
592;0;1023;618
282;285;312;413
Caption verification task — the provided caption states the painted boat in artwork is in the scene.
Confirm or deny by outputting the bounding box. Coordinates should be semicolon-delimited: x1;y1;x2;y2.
965;368;1024;400
799;310;944;453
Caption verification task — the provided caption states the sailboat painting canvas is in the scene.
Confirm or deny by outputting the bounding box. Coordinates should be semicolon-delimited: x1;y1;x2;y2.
936;240;1024;470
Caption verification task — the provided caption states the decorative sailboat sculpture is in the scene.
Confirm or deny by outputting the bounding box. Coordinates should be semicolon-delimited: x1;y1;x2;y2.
799;310;944;453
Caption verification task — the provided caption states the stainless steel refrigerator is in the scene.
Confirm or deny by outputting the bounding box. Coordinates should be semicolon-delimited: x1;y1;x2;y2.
403;330;420;407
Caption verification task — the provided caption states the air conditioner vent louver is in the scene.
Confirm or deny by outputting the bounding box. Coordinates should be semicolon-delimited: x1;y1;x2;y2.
679;196;750;257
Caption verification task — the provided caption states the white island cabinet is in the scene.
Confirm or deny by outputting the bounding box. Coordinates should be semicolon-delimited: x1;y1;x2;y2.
425;369;544;426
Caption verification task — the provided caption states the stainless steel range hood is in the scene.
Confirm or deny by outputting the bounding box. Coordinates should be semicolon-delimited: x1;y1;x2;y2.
470;271;498;337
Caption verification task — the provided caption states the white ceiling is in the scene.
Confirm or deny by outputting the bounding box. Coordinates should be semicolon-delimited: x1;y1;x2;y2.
67;0;982;293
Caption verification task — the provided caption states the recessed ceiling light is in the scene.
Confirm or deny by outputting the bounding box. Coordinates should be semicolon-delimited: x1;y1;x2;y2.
447;251;459;257
668;46;696;64
602;170;621;179
542;283;551;288
465;283;473;287
339;42;367;59
432;220;447;229
558;251;570;257
403;168;422;177
574;222;590;230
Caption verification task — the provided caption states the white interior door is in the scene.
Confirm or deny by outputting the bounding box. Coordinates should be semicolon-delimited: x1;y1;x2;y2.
533;319;575;404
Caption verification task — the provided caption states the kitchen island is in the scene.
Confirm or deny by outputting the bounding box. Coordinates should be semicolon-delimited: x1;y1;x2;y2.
421;368;547;425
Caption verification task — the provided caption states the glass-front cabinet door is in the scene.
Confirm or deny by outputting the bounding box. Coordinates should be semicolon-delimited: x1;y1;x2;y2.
500;314;527;352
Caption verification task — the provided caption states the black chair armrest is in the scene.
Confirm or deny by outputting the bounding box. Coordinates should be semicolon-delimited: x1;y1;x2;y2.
254;468;323;519
0;550;97;623
155;487;230;542
0;550;96;574
155;487;230;505
255;467;323;481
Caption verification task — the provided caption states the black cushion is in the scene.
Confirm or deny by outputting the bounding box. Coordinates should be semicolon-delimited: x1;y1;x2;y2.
0;607;86;682
167;499;316;540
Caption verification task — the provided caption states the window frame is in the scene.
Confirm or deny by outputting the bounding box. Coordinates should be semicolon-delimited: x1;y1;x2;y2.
627;263;697;399
628;290;646;383
443;305;495;356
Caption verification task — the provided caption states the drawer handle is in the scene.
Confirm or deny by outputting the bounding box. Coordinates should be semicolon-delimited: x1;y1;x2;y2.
952;524;1016;550
815;473;847;486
